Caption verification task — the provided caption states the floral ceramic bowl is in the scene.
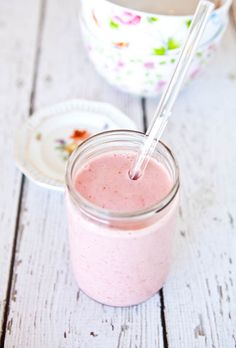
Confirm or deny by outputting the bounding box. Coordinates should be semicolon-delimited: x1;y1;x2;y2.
80;18;227;97
80;0;231;56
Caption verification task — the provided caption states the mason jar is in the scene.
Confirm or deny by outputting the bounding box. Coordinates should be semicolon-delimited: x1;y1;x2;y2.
65;130;179;306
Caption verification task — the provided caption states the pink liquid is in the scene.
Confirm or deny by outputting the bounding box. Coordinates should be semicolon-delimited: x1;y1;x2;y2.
66;151;178;306
75;152;172;212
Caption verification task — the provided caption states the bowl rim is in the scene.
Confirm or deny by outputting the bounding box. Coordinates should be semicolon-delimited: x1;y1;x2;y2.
82;0;232;19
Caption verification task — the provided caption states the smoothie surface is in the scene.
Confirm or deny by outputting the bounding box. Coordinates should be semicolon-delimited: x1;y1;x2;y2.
75;151;172;213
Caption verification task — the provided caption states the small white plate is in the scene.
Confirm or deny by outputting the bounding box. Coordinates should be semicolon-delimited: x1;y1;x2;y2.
15;99;137;191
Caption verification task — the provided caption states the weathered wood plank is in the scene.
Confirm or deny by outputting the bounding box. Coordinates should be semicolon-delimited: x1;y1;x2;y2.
4;0;164;347
145;22;236;347
0;0;42;339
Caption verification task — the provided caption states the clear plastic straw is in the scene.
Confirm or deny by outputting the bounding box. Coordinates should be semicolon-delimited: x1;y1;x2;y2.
129;0;214;179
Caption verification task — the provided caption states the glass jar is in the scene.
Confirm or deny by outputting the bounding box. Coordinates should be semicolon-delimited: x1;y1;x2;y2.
65;130;179;306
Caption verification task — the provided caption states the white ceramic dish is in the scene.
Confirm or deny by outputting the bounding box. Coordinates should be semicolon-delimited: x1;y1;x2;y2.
80;0;231;55
14;99;137;191
81;17;227;97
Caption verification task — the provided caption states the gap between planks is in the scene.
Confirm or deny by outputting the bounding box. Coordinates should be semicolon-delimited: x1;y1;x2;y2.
0;176;25;348
141;98;169;348
0;0;47;346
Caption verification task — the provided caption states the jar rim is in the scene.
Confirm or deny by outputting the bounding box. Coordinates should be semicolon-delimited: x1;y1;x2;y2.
65;130;180;222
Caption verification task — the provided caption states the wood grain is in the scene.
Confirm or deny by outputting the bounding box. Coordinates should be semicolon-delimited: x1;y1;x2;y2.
0;0;42;340
145;22;236;348
3;0;164;347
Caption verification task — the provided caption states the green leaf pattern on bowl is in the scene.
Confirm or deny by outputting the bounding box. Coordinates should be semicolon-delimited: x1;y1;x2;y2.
110;19;119;29
185;19;192;28
147;16;159;23
167;38;180;50
153;47;166;55
153;38;180;56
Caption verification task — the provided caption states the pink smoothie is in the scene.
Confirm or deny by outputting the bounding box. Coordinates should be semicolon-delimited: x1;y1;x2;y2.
66;151;179;306
75;152;172;212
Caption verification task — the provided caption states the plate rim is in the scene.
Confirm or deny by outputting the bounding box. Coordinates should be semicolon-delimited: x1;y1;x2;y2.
14;99;138;191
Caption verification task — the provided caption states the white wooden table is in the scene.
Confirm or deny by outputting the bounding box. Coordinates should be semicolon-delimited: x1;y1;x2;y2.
0;1;235;347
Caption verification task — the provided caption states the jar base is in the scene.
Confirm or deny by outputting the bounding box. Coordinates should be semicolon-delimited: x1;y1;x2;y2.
77;283;166;307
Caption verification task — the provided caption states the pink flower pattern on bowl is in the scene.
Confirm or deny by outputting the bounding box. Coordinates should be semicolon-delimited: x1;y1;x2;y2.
144;62;155;69
113;11;141;25
117;60;125;68
156;80;167;92
189;68;201;80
